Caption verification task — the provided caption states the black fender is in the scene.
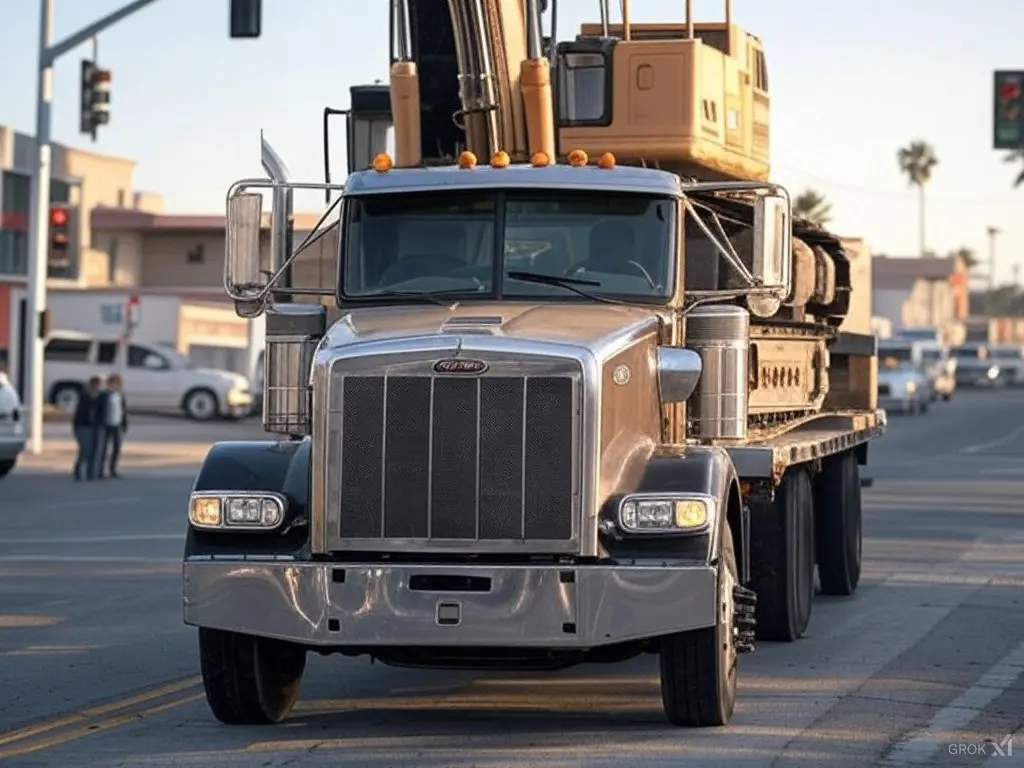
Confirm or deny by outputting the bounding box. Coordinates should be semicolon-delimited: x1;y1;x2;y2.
185;438;312;559
600;445;747;580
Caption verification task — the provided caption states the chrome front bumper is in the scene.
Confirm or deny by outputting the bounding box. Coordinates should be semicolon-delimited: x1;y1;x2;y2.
182;561;717;648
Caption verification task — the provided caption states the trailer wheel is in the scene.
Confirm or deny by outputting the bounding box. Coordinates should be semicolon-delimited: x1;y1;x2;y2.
814;451;862;596
659;524;738;727
198;628;306;724
749;467;814;642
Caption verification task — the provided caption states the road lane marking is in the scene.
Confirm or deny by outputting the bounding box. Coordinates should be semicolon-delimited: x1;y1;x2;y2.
878;639;1024;765
4;644;103;656
28;496;144;510
0;615;64;628
0;676;200;748
0;534;184;545
0;693;204;760
961;424;1024;454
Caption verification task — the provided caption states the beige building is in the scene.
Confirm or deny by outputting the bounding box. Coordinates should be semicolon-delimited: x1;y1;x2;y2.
872;255;970;344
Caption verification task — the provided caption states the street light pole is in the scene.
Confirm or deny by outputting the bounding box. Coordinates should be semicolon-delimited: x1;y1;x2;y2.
986;226;1001;294
24;0;162;455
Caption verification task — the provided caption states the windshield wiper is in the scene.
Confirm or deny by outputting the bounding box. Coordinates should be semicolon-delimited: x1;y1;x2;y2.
362;287;486;307
506;270;626;305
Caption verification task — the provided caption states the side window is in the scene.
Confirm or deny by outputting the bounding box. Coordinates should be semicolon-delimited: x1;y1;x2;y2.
128;345;168;370
44;338;91;362
96;342;118;365
556;40;615;126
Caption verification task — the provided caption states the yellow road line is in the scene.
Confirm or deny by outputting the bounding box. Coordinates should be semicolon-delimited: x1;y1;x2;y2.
0;693;204;760
0;676;201;747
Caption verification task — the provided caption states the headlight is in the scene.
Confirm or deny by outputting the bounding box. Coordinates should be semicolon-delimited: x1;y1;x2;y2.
618;494;712;534
188;492;286;530
988;366;999;379
904;380;917;393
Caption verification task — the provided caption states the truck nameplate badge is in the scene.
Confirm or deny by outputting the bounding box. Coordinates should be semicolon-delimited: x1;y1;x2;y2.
433;359;488;374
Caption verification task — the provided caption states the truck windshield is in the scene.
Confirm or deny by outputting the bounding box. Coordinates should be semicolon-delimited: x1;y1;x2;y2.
340;189;675;302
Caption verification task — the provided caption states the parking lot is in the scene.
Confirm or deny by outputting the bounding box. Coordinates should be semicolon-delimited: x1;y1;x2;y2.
0;390;1022;766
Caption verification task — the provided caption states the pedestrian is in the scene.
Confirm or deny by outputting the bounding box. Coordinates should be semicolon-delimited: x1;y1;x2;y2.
96;373;128;479
72;375;102;481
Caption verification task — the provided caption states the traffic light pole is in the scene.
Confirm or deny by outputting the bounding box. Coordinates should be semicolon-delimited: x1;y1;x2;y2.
25;0;162;454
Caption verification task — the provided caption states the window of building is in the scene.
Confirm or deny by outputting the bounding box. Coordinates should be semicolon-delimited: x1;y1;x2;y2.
44;338;92;362
107;238;119;283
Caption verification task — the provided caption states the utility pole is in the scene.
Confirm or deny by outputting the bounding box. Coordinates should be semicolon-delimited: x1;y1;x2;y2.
24;0;258;454
986;226;1001;293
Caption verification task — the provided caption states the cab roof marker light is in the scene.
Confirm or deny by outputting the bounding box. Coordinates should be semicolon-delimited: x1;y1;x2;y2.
567;149;589;167
598;152;616;169
490;151;511;168
458;151;478;169
371;153;393;173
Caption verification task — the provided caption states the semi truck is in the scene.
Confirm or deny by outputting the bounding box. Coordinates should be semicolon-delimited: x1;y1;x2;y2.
183;0;885;728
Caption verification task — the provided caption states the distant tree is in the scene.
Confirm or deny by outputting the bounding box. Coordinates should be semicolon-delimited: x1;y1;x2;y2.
1005;150;1024;188
949;246;978;271
896;141;939;256
792;188;832;226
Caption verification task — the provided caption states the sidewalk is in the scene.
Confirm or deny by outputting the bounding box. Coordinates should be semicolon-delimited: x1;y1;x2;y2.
16;437;210;478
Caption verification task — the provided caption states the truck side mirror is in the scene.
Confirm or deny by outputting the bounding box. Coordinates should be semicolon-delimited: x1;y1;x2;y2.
749;193;792;316
225;192;268;305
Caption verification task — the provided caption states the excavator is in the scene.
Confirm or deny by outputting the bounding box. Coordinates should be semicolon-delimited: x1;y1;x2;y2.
380;0;855;430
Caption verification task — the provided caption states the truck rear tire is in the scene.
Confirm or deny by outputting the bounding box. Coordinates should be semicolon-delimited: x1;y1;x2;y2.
659;524;738;727
198;628;306;724
749;466;814;642
814;451;862;596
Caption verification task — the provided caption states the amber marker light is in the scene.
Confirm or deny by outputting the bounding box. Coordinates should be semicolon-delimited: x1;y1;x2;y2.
567;149;589;167
490;151;511;168
530;151;551;167
371;153;393;173
598;152;616;169
457;151;478;169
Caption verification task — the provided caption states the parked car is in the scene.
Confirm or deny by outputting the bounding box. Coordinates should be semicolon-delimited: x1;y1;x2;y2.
990;345;1024;385
0;371;26;479
877;351;930;415
43;331;253;421
918;342;956;401
951;344;1002;387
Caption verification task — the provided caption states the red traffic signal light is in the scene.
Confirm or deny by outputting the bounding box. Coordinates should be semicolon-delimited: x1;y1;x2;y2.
1000;81;1022;102
50;207;69;227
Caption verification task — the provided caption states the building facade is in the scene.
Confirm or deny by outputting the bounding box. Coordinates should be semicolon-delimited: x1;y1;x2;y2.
872;255;969;344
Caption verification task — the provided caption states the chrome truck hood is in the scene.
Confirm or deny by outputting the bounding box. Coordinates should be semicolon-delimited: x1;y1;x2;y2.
320;302;660;355
310;302;665;558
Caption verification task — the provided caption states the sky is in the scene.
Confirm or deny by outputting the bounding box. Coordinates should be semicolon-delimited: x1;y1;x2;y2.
1;0;1023;284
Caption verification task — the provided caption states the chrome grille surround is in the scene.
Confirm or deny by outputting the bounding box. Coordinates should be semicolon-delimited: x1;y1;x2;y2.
310;335;591;555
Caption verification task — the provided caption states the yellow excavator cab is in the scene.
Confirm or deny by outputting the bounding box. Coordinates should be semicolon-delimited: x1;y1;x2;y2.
556;15;770;182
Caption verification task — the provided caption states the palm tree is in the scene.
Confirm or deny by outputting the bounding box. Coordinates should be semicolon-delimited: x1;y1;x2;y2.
896;141;939;257
1005;150;1024;188
792;188;832;226
949;246;978;271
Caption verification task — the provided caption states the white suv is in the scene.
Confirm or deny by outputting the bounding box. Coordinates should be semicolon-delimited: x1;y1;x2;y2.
0;371;26;478
43;331;253;421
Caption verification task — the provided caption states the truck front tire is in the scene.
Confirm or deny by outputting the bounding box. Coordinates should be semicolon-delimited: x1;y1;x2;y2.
198;628;307;724
659;524;739;727
750;466;815;642
814;451;862;596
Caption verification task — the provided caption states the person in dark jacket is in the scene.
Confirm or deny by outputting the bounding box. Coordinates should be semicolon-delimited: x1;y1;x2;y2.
96;373;128;479
72;376;102;481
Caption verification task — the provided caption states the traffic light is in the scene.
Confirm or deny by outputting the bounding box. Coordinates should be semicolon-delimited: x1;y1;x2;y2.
48;204;73;270
230;0;262;38
80;60;111;141
993;70;1024;150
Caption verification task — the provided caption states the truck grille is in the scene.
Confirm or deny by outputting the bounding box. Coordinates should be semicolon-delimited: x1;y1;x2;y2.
335;374;576;545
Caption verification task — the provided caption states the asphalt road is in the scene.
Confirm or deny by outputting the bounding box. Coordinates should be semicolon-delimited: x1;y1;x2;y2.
1;393;1023;767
